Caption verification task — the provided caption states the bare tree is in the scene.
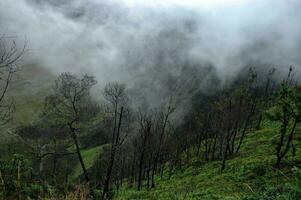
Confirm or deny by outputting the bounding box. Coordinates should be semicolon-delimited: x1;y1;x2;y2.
102;82;129;199
268;67;301;168
0;35;26;123
44;72;97;199
135;108;154;190
150;101;175;188
256;68;276;129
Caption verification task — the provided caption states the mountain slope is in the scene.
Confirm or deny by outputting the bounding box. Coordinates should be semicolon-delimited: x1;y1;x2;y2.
116;120;301;200
8;64;54;125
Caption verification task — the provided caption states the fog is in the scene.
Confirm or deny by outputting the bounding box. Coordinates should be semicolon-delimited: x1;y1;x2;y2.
0;0;300;105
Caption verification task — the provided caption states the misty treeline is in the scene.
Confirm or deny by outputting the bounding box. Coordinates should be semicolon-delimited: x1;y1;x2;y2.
0;40;301;200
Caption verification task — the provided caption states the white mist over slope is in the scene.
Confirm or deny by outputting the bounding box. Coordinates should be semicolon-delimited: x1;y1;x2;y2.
0;0;300;90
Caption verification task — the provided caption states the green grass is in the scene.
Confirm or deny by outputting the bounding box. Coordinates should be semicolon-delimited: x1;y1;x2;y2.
116;120;301;200
72;145;106;180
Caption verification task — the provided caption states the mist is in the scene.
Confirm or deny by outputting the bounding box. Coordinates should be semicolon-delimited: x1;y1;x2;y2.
1;0;301;104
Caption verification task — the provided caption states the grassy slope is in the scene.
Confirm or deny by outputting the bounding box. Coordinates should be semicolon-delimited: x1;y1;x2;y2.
117;120;301;200
72;145;106;180
0;65;54;146
9;64;54;125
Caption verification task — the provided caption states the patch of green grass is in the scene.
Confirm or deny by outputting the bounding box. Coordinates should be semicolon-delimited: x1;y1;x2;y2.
72;145;105;180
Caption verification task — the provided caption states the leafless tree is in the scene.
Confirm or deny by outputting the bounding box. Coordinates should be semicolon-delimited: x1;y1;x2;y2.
135;108;154;190
0;35;26;123
150;100;175;188
102;82;130;199
44;72;97;199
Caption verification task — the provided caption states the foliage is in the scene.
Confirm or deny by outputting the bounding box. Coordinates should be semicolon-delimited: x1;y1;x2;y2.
0;154;39;199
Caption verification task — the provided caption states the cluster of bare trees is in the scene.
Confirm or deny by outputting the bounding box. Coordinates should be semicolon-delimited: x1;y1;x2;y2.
150;68;276;173
38;72;178;198
128;103;175;191
177;67;300;172
27;66;299;200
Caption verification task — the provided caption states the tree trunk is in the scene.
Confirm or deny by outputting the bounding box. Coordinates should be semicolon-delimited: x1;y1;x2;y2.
137;152;145;191
211;133;217;161
102;107;124;199
276;115;298;168
236;100;256;153
70;129;95;199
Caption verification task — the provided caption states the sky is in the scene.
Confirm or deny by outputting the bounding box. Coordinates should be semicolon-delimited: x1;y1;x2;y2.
0;0;300;104
129;0;249;8
123;0;246;8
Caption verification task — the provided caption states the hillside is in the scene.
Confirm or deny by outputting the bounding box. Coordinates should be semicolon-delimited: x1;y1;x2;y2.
1;0;301;199
115;120;301;200
72;145;106;181
0;69;300;200
9;64;54;125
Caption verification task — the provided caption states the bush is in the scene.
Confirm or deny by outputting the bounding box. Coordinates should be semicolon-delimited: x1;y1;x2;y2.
290;167;301;199
0;154;36;199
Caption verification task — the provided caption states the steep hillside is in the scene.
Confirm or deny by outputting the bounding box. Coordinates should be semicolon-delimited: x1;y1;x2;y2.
0;65;54;147
116;120;301;200
72;145;106;181
8;64;54;125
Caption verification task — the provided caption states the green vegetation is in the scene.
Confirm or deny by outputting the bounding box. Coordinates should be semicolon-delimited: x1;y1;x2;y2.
72;145;106;180
116;120;301;199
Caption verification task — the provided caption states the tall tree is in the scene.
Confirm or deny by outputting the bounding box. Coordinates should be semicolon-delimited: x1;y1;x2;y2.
135;108;154;190
102;82;129;199
44;72;97;199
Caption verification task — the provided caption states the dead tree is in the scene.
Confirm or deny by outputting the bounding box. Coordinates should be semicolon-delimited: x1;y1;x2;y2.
135;109;154;190
44;72;97;199
151;102;175;188
0;35;26;123
256;68;276;129
102;82;129;199
235;87;259;154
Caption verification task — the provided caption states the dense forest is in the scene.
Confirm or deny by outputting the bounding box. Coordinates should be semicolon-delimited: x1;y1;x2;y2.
1;0;301;200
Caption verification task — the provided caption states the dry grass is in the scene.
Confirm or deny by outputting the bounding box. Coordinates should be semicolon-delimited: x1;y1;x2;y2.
65;185;90;200
42;185;90;200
